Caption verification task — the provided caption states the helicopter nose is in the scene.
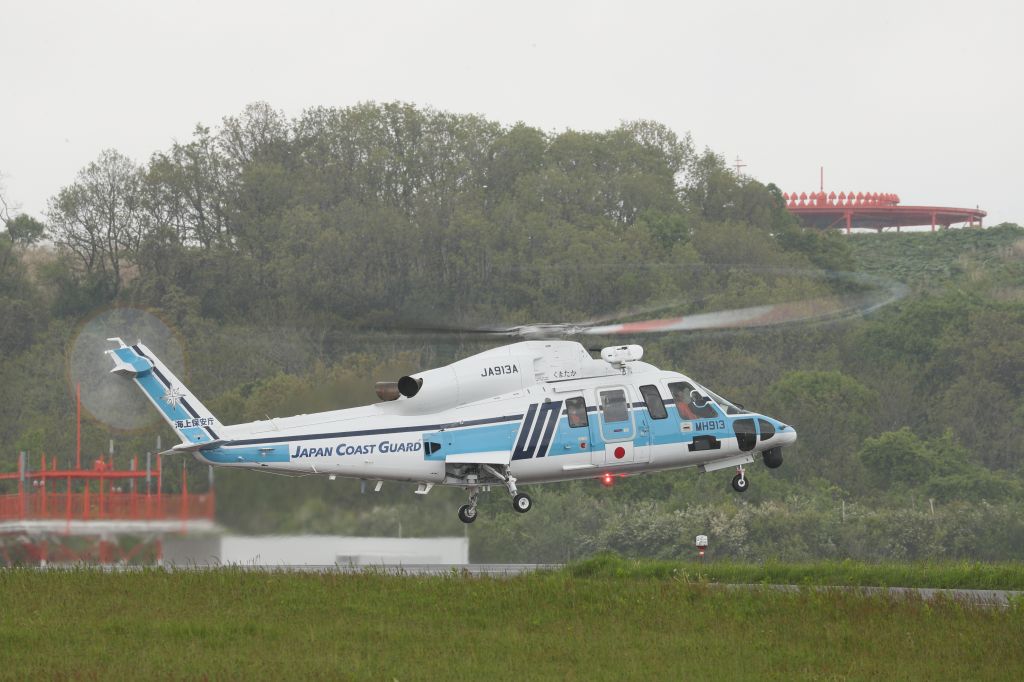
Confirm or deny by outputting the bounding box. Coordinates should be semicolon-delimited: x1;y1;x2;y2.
778;425;798;446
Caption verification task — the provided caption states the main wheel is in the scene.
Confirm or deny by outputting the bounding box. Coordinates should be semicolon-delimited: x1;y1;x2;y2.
457;504;478;524
763;447;783;469
512;493;533;513
731;473;749;493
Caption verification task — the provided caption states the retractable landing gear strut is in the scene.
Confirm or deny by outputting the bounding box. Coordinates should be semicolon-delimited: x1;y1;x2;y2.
731;465;749;493
456;466;534;523
482;464;533;514
458;487;479;524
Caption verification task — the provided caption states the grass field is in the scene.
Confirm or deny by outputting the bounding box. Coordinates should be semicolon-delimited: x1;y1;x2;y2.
570;555;1024;589
2;565;1024;680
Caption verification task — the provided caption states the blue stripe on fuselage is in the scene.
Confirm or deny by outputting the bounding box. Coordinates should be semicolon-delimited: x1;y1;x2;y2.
422;422;521;461
202;445;290;464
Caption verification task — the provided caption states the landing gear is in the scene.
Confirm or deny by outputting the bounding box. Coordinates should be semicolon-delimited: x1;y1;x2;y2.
763;447;783;469
458;504;478;524
458;489;479;524
455;465;535;521
481;463;533;514
731;466;749;493
512;493;533;513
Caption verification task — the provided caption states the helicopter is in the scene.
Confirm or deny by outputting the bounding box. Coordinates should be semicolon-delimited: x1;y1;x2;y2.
105;321;797;523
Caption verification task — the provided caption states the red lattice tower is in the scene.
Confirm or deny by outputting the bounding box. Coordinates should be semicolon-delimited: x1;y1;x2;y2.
0;387;217;566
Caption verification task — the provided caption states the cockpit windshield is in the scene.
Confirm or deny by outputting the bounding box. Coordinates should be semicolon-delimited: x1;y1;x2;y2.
696;384;747;415
667;381;717;419
668;380;748;419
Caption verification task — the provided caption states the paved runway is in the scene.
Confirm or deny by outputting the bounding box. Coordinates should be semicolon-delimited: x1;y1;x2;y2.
719;582;1022;608
47;563;1024;607
155;562;562;576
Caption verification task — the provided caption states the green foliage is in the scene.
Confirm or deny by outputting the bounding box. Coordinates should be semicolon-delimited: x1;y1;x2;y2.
3;213;46;247
765;370;878;483
858;428;931;487
567;554;1024;589
1;102;1023;564
848;224;1024;288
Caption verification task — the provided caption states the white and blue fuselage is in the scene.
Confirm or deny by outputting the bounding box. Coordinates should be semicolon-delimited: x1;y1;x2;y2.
106;339;795;517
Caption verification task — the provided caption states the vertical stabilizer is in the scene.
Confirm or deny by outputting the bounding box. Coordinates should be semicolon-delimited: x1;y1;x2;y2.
105;338;222;448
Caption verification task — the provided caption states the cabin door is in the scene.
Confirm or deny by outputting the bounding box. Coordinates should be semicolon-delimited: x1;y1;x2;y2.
597;386;635;465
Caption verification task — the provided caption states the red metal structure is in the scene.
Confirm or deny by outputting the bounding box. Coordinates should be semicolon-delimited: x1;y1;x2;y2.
783;189;986;233
0;452;216;566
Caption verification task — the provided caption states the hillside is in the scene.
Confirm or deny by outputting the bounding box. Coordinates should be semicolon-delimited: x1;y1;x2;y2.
1;102;1022;562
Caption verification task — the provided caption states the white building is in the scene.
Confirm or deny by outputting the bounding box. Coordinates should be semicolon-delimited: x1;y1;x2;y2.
163;534;469;567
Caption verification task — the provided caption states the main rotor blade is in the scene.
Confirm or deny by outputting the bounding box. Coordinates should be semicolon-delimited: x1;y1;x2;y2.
580;292;892;335
386;272;908;340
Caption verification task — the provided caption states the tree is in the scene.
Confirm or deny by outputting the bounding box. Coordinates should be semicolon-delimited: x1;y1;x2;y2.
765;370;879;486
857;428;931;489
142;125;231;249
47;150;144;298
1;183;45;275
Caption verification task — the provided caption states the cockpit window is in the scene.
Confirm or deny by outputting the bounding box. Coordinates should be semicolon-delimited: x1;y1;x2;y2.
639;385;667;420
668;381;717;419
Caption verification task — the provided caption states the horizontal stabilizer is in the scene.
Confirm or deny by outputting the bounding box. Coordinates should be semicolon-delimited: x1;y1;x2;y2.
107;342;154;378
160;440;230;456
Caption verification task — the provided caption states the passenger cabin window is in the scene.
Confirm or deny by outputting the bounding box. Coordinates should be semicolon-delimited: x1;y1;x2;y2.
640;385;667;420
566;397;589;428
668;381;717;419
600;389;629;422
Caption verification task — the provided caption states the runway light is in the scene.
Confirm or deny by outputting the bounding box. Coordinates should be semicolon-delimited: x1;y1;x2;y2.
695;534;708;560
602;472;614;487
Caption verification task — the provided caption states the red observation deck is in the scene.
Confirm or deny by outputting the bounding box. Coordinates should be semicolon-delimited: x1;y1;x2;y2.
783;191;986;233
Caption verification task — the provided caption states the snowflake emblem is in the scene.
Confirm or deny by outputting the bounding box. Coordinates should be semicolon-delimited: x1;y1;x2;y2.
161;385;186;409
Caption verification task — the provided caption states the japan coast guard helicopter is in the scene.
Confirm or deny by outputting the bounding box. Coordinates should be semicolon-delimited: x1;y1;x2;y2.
105;310;797;523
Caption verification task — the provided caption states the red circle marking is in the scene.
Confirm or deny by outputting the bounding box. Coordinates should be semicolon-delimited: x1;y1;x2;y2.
614;446;625;459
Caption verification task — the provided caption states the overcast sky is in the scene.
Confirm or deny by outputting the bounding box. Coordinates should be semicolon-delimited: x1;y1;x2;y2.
3;0;1022;224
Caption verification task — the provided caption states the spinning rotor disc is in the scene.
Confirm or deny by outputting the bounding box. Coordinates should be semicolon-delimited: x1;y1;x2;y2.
67;307;187;431
402;269;908;341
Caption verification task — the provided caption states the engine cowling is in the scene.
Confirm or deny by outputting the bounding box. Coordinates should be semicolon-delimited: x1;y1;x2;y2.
395;353;534;411
380;341;608;413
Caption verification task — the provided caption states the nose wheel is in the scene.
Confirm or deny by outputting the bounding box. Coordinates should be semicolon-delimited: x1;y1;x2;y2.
457;504;478;524
731;466;749;493
458;489;479;524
